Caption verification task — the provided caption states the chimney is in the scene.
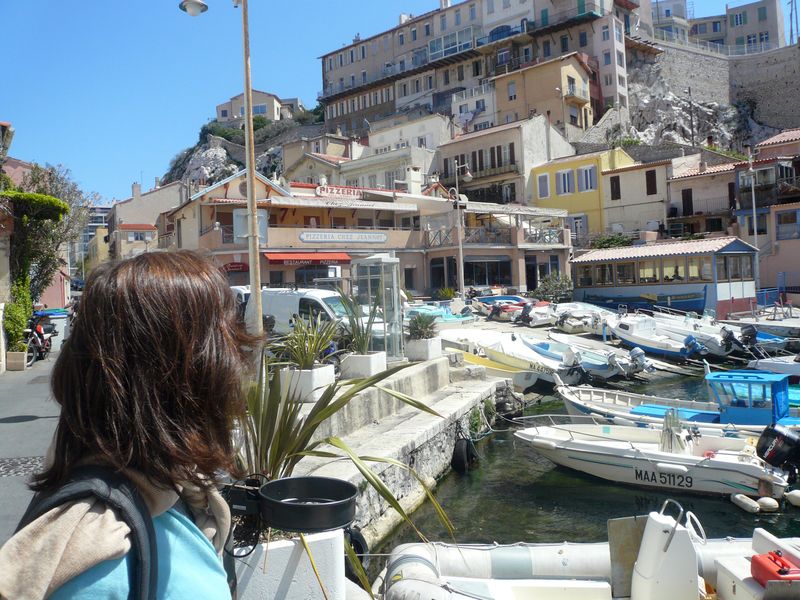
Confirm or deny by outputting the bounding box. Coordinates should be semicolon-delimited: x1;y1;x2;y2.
132;182;141;200
406;166;423;195
545;111;552;161
399;13;411;25
440;0;451;8
154;177;160;189
699;161;708;173
319;174;328;186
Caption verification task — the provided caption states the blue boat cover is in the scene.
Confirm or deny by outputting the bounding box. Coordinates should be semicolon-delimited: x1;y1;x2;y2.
630;404;719;423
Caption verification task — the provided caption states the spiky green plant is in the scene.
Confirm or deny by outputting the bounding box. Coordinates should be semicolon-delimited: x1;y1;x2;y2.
337;288;379;355
280;313;340;370
408;313;437;340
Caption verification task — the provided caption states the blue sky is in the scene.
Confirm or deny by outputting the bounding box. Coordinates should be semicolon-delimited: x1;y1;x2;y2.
1;1;790;202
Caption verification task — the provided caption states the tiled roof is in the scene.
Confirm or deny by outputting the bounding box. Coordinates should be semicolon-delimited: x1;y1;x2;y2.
117;223;157;231
309;152;351;165
571;236;752;264
438;119;529;147
669;162;738;180
757;128;800;148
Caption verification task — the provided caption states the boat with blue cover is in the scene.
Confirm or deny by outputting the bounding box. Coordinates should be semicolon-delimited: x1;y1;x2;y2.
519;336;650;380
559;371;800;435
404;303;475;327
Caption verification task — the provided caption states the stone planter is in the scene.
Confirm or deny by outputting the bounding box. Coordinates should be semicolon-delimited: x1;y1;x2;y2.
340;351;387;379
6;352;27;371
279;364;336;403
234;528;346;600
405;337;442;361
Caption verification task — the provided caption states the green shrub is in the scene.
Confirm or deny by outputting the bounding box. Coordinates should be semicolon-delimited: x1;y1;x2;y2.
469;406;481;435
408;313;437;340
252;115;270;131
534;274;573;303
434;287;456;300
590;233;634;249
4;278;32;352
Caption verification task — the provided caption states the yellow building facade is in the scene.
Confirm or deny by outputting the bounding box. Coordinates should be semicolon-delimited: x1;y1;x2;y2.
493;52;594;139
531;148;636;242
85;227;109;273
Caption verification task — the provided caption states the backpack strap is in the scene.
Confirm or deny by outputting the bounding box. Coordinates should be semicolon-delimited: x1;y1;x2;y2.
16;465;157;600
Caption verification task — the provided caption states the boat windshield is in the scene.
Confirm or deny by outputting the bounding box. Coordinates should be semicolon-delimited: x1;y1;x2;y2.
709;381;771;409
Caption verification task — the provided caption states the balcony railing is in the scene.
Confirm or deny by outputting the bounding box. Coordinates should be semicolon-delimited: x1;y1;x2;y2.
668;196;733;218
464;227;512;244
451;82;495;103
440;163;519;186
476;24;526;47
527;2;604;36
564;84;590;102
158;232;175;249
425;227;455;248
524;228;564;245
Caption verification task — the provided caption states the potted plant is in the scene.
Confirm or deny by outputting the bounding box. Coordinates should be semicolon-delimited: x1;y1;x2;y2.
277;314;340;403
230;352;452;599
3;288;32;371
406;313;441;361
337;289;386;379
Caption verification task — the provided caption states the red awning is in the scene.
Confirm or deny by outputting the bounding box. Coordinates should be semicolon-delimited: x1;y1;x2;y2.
264;252;351;266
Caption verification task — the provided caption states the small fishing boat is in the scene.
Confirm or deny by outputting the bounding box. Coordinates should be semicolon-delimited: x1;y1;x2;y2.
610;313;707;360
748;354;800;379
558;371;800;435
515;412;792;498
519;335;649;380
720;305;800;340
472;295;526;316
460;351;541;391
648;314;737;358
404;304;475;327
377;499;800;600
550;302;618;335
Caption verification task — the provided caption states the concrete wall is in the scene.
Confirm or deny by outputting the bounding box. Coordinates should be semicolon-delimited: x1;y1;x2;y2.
730;44;800;130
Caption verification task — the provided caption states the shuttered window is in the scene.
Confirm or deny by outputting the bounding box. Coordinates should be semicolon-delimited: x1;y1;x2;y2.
645;169;657;195
610;175;621;200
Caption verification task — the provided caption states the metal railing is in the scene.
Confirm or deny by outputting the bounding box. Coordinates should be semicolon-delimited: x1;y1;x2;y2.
451;82;495;103
527;2;604;35
642;28;781;57
464;227;512;244
425;228;455;248
564;84;590;102
668;196;733;218
524;228;564;244
476;24;526;47
158;233;175;249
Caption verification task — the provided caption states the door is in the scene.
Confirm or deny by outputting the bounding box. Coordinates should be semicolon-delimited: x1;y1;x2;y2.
526;258;538;291
566;215;589;244
577;0;586;15
728;182;736;210
681;189;694;216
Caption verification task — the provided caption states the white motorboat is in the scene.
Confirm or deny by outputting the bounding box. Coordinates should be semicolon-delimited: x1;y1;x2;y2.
377;500;800;600
610;313;708;360
721;304;800;339
748;354;800;377
480;334;584;385
550;302;618;335
519;335;649;380
649;313;737;358
515;413;791;498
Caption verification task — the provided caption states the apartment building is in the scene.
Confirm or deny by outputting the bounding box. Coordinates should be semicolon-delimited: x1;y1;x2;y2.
108;181;185;259
319;0;642;136
84;227;109;273
666;163;738;237
689;0;786;50
215;90;303;123
437;114;575;205
158;168;571;293
651;0;689;42
70;204;110;275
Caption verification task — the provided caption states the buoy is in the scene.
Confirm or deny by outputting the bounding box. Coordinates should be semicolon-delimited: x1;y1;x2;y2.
731;493;760;513
786;489;800;507
757;497;780;513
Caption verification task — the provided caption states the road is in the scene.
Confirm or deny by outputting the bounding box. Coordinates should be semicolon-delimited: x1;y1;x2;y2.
0;357;59;543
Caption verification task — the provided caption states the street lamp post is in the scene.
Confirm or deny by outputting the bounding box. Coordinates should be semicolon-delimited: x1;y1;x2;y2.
449;159;472;299
180;0;263;337
745;144;761;291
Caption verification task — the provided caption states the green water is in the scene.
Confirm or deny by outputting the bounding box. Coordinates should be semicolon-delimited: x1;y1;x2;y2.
377;375;800;559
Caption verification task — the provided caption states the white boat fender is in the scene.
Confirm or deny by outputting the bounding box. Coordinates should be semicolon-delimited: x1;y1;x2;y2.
731;493;760;513
757;497;780;513
532;439;557;451
786;489;800;507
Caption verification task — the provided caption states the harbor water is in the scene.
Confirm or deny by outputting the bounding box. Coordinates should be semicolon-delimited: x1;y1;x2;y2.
377;374;800;558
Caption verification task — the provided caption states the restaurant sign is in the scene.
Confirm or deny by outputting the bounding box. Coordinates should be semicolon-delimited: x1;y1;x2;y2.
299;231;387;244
315;185;364;199
222;262;249;273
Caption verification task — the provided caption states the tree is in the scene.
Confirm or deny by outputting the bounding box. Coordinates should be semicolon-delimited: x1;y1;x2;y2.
18;164;95;300
590;233;634;249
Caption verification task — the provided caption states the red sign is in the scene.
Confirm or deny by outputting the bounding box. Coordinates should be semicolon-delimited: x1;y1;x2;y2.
223;262;249;273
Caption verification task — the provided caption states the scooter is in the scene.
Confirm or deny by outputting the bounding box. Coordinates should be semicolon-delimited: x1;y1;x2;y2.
23;313;57;367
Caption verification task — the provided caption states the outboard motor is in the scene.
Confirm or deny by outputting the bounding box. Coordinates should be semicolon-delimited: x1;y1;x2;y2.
629;346;653;373
460;306;473;317
720;326;740;352
740;324;758;347
487;303;503;321
515;302;534;326
682;335;707;357
757;424;800;483
562;347;582;367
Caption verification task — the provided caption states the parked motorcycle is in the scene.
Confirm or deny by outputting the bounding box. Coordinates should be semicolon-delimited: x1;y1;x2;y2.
23;312;57;367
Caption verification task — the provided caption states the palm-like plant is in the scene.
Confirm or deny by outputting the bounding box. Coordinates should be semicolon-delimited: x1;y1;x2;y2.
280;313;340;370
409;313;437;340
337;288;379;355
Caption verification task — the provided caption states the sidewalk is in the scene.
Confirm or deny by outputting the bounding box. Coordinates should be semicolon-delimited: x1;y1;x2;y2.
0;357;59;543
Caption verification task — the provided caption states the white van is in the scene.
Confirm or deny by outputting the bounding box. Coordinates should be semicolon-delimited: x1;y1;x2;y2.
245;288;349;335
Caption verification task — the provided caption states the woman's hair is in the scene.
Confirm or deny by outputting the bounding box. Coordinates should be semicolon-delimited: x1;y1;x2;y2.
32;251;257;492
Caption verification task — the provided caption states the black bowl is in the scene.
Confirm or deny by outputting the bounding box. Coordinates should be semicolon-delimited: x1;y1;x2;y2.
259;476;358;533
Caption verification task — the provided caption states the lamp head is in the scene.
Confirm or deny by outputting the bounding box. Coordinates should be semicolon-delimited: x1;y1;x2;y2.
462;169;473;183
179;0;208;16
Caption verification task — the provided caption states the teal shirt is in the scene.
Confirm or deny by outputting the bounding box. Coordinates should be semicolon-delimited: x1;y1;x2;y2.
51;508;230;599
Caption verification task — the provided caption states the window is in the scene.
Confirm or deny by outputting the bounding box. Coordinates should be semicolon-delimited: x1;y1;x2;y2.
401;83;408;96
687;256;713;282
747;214;768;236
698;23;707;34
470;3;477;20
350;74;356;87
758;6;767;21
732;11;746;27
455;9;461;25
604;73;613;86
507;81;517;100
602;25;610;41
615;263;636;285
662;257;686;282
639;259;660;283
760;31;769;43
747;34;758;47
328;57;333;71
399;59;406;71
443;70;450;85
603;51;611;65
220;109;228;118
361;45;366;59
538;174;550;198
594;264;613;286
556;170;575;195
475;98;485;111
579;31;588;47
502;182;516;203
440;14;446;31
618;75;626;88
457;64;464;81
487;0;495;13
411;28;417;41
645;169;657;195
615;22;623;42
577;166;597;191
560;35;569;53
472;60;481;77
616;51;625;67
399;32;405;46
577;266;593;287
713;21;722;32
777;210;799;239
543;40;552;58
540;8;548;26
503;0;510;7
252;104;267;115
610;175;621;200
425;23;431;36
350;49;354;63
362;70;367;83
665;8;671;17
417;135;428;148
459;103;468;113
426;75;434;89
414;79;421;93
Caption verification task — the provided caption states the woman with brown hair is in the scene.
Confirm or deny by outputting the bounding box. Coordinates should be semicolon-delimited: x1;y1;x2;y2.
0;251;256;599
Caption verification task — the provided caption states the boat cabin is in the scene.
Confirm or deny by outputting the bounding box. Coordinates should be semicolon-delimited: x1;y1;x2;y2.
571;236;757;318
706;371;798;427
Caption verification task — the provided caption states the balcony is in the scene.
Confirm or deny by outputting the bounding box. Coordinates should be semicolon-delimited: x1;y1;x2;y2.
476;24;526;47
439;163;519;187
563;84;590;104
425;227;455;248
668;196;733;218
524;228;565;245
464;227;512;244
738;187;778;210
527;2;604;37
158;232;176;250
451;82;495;103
